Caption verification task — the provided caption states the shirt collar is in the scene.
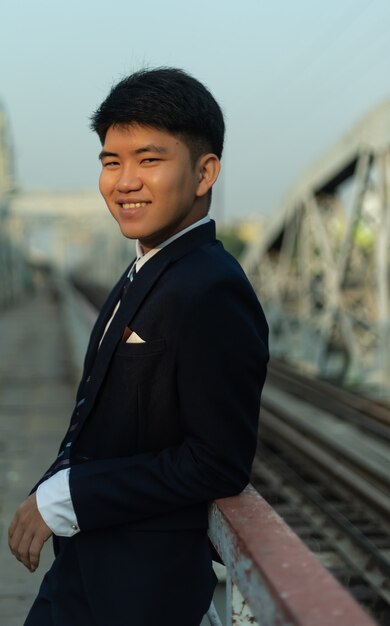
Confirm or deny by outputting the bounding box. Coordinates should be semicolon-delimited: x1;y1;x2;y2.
132;215;211;274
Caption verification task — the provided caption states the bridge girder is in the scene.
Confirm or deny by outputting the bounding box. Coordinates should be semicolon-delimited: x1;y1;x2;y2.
0;103;27;307
243;102;390;397
0;102;14;206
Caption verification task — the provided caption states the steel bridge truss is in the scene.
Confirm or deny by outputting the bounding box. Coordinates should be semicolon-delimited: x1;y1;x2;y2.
243;102;390;398
0;102;30;308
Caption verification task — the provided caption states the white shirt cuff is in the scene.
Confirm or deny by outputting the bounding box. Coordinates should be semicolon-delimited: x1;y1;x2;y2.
36;468;80;537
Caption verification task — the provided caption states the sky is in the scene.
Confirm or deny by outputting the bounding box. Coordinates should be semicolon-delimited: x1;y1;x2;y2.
1;0;390;222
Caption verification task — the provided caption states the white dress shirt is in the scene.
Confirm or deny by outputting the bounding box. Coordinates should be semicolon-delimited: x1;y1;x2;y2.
36;216;210;536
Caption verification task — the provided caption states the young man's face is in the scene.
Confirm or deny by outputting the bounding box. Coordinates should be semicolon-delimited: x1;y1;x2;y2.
99;124;219;252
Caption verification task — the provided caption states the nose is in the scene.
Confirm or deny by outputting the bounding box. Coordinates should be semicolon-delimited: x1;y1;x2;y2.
115;168;142;193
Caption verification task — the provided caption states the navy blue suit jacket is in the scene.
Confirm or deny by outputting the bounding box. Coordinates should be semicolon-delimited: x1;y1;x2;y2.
37;220;268;624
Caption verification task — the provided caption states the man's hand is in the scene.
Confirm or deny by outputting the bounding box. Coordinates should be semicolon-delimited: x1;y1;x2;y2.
8;493;52;572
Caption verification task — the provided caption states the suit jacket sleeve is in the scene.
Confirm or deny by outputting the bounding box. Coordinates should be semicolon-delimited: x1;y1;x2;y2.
69;277;269;531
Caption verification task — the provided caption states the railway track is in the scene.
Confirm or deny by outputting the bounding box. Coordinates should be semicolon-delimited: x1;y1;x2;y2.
267;360;390;437
253;361;390;625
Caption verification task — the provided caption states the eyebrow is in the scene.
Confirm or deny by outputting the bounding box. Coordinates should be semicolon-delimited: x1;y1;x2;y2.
98;144;168;161
98;150;118;161
134;144;168;155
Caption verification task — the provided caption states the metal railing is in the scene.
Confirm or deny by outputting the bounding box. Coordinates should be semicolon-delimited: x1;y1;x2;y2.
0;210;30;309
208;485;377;626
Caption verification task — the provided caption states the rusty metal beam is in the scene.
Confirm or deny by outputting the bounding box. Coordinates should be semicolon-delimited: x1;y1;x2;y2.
209;485;377;626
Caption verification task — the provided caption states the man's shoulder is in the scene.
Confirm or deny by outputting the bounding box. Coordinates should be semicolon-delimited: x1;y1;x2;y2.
160;239;260;313
173;238;247;283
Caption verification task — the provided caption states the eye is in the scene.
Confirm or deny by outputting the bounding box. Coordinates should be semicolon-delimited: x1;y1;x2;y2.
102;160;119;168
141;158;160;164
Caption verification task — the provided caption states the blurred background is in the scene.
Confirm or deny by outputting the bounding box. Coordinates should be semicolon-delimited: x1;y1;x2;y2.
1;2;390;624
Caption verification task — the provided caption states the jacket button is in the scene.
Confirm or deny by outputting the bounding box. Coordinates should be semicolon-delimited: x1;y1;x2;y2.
86;376;91;383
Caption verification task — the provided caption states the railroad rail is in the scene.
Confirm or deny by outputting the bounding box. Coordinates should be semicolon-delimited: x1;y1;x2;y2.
255;361;390;625
267;360;390;434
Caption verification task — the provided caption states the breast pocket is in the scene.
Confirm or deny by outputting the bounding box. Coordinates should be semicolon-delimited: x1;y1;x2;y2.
114;338;167;383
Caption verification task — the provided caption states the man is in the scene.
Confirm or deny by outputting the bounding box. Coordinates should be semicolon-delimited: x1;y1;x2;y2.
9;68;269;626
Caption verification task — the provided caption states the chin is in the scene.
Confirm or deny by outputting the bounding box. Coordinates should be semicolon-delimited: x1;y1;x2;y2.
118;224;139;240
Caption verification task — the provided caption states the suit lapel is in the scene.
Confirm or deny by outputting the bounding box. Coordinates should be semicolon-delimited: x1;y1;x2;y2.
81;264;134;380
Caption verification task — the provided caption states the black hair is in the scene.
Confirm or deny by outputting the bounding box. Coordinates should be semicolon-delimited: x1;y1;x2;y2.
90;67;225;164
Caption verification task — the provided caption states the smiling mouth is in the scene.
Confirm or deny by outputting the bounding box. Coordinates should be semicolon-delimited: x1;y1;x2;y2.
121;202;148;209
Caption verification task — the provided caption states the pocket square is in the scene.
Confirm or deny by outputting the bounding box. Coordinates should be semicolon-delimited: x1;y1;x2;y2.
126;330;146;344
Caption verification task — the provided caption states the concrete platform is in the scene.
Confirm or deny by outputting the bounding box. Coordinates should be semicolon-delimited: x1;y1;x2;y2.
0;289;75;625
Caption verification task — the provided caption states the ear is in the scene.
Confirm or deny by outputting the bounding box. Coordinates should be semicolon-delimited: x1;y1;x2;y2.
195;153;221;198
